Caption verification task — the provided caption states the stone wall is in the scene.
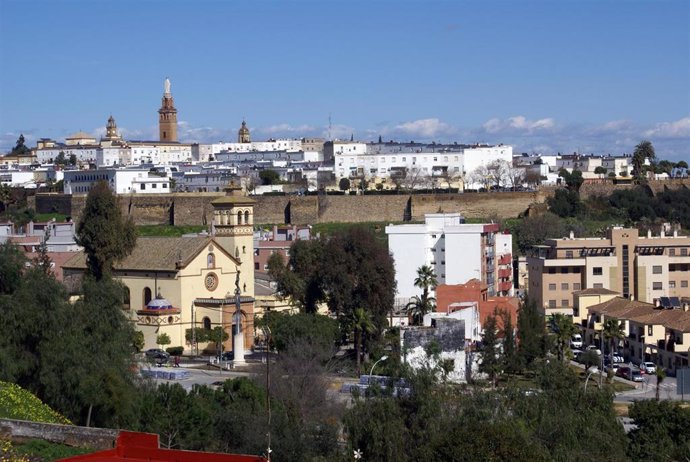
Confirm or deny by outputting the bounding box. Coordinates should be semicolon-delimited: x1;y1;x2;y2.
0;418;118;450
34;191;546;226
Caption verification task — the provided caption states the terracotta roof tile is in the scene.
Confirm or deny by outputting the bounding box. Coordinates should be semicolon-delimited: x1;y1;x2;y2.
62;236;213;272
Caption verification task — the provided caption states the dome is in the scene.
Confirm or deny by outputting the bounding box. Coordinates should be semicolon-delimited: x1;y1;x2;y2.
67;131;95;140
147;296;174;310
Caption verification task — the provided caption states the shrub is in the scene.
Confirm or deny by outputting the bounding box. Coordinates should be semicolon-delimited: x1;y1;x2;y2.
166;346;184;356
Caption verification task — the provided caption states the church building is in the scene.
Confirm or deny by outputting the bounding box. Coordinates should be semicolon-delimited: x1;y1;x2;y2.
62;183;256;355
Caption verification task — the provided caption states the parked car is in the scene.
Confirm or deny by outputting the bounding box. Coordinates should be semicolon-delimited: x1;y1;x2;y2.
604;362;620;374
616;366;644;382
586;345;602;356
221;351;234;361
610;353;624;363
640;362;656;374
570;334;583;349
145;348;170;365
571;349;583;360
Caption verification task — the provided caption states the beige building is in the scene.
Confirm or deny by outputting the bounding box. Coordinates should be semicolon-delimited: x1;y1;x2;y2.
63;185;255;355
585;296;690;371
528;227;690;317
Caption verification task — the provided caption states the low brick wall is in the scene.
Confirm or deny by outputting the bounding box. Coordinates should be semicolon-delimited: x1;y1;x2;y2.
0;418;118;450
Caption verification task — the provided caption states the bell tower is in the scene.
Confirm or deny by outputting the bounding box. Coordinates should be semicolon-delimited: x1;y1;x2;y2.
158;78;178;142
103;115;121;141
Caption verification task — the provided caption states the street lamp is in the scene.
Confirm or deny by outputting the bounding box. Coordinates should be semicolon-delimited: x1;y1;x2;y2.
370;355;389;377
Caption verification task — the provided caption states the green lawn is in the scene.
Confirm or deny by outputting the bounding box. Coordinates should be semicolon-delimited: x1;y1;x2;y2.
137;225;207;237
12;439;93;461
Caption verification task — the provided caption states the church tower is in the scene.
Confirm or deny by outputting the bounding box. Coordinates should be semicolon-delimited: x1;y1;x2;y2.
238;120;251;143
103;115;121;142
211;180;256;358
158;78;178;142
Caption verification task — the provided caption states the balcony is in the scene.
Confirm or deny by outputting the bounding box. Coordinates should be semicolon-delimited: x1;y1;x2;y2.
498;281;513;292
498;254;512;265
498;268;511;279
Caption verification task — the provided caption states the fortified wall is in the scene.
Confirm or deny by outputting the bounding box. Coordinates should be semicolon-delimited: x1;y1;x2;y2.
32;179;687;226
33;191;547;226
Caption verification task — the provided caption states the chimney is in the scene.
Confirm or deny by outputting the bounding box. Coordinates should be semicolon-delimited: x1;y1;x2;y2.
569;230;574;239
673;229;678;238
647;229;652;238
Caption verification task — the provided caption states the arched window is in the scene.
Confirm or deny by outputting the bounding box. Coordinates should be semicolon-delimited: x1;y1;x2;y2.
244;211;250;224
202;317;211;330
122;287;130;310
237;211;243;224
143;287;152;307
207;253;215;268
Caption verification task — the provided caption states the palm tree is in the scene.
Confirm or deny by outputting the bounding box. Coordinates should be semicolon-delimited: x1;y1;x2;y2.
406;265;437;325
549;313;577;361
632;140;656;181
602;318;625;361
655;367;665;401
351;307;375;374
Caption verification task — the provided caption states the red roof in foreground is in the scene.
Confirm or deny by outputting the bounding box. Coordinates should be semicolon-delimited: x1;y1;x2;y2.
59;431;266;462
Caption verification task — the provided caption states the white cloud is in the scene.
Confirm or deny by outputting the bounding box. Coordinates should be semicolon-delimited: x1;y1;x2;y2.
482;115;556;134
644;117;690;138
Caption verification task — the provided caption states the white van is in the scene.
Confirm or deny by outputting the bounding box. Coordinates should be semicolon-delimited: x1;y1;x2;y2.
570;334;583;349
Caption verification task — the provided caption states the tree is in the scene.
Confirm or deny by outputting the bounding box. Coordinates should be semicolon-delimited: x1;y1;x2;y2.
267;240;326;314
10;134;30;156
549;313;577;362
499;308;519;373
259;169;281;185
505;164;526;190
547;188;582;218
55;152;67;165
76;181;137;280
157;333;171;349
33;229;53;275
558;168;584;192
632;140;656;181
486;160;509;189
68;153;77;166
0;184;15;212
479;311;501;387
594;166;608;177
655;368;665;402
514;212;567;255
468;165;492;190
517;296;547;367
405;265;437;325
259;311;338;353
627;400;690;461
602;318;624;361
0;242;25;294
676;160;688;169
338;177;351;191
351;307;375;373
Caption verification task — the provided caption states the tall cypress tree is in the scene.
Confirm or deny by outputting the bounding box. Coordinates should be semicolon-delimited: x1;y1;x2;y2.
76;181;136;280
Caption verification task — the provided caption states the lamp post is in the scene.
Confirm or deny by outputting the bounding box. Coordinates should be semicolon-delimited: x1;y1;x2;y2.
370;355;389;377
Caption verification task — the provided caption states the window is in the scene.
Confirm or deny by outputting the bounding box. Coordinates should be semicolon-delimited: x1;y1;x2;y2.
140;183;145;190
566;251;573;259
593;267;603;276
143;287;152;307
593;283;604;289
648;326;653;336
682;281;688;288
653;282;663;290
254;248;260;256
561;283;569;290
669;281;676;289
264;264;269;270
549;283;557;291
152;183;157;189
652;265;662;274
548;268;556;274
207;253;215;268
548;300;557;308
561;300;569;307
573;283;581;290
237;211;243;224
254;262;259;270
670;249;676;256
682;248;688;256
202;317;211;330
561;267;568;274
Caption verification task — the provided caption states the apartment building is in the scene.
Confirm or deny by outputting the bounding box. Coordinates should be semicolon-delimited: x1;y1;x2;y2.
528;227;690;317
585;295;690;372
386;213;513;307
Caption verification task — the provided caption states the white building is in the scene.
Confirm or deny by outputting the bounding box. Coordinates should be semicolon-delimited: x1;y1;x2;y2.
192;139;303;162
36;146;100;164
462;145;514;189
128;142;192;165
386;213;513;307
63;169;171;195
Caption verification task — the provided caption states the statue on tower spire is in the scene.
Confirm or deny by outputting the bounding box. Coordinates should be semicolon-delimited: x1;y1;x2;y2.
164;77;171;95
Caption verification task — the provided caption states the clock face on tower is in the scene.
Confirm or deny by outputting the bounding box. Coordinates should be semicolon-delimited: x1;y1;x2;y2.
205;273;218;291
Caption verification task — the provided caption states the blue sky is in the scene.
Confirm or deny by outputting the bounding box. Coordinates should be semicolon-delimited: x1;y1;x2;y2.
1;0;688;160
